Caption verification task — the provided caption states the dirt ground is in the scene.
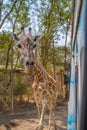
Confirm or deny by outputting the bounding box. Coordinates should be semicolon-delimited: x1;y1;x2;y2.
0;101;68;130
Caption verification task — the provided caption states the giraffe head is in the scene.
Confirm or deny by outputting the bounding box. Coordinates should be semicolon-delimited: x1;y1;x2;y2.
12;27;42;67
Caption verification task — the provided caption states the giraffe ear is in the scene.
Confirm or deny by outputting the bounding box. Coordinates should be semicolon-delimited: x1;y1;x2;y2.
11;33;19;41
33;35;43;47
33;35;42;42
33;36;40;42
33;44;37;48
33;35;42;48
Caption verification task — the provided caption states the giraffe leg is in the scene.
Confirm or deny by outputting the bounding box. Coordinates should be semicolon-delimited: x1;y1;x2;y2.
34;94;42;118
37;103;42;118
48;104;57;130
36;100;46;130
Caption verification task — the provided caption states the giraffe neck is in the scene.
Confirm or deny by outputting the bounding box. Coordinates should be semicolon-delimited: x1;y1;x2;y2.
25;57;49;83
25;55;56;85
34;58;48;82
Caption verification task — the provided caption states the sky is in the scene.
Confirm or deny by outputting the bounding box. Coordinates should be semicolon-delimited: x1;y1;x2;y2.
3;0;7;4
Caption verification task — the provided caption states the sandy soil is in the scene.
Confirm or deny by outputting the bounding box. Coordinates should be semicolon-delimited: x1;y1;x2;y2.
0;101;68;130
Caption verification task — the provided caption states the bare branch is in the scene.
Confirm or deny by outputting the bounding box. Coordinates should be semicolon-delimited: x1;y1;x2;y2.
0;96;10;110
0;0;4;21
0;0;18;29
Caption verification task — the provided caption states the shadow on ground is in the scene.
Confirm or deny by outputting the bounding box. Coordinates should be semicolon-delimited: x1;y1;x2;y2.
0;101;68;130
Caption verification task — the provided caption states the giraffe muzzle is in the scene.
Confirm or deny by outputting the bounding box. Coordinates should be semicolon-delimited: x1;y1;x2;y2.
26;61;34;66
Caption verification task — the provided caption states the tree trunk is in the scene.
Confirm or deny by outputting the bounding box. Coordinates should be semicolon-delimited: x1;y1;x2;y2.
0;0;4;21
0;96;10;110
5;42;12;69
5;19;16;69
52;40;56;79
13;52;19;70
64;20;69;100
64;20;69;71
10;41;14;110
0;0;18;29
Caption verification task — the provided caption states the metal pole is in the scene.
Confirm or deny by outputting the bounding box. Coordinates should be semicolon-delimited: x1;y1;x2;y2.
79;0;87;129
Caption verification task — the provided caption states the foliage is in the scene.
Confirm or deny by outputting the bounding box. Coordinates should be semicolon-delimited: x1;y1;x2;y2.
0;0;30;30
0;70;33;105
14;74;27;97
0;32;11;65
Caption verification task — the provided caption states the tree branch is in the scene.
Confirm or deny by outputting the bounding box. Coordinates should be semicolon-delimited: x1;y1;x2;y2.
0;0;18;29
0;96;10;110
0;0;4;21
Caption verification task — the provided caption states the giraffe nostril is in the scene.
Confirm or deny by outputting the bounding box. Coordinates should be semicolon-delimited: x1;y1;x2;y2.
17;44;21;48
26;61;29;66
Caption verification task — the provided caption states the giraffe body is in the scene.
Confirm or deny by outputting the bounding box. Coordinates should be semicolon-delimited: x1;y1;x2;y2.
12;27;58;130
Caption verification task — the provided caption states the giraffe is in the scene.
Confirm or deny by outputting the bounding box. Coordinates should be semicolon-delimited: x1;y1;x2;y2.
12;27;59;130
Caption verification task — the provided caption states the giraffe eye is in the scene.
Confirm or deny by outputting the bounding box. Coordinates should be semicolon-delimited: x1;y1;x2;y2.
33;44;36;48
17;43;22;48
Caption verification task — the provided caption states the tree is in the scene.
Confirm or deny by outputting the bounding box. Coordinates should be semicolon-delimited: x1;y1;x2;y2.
35;0;71;71
0;0;18;29
0;0;30;109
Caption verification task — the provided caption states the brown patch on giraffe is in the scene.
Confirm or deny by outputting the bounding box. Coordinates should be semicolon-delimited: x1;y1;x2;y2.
37;86;43;92
32;83;38;91
42;90;48;96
